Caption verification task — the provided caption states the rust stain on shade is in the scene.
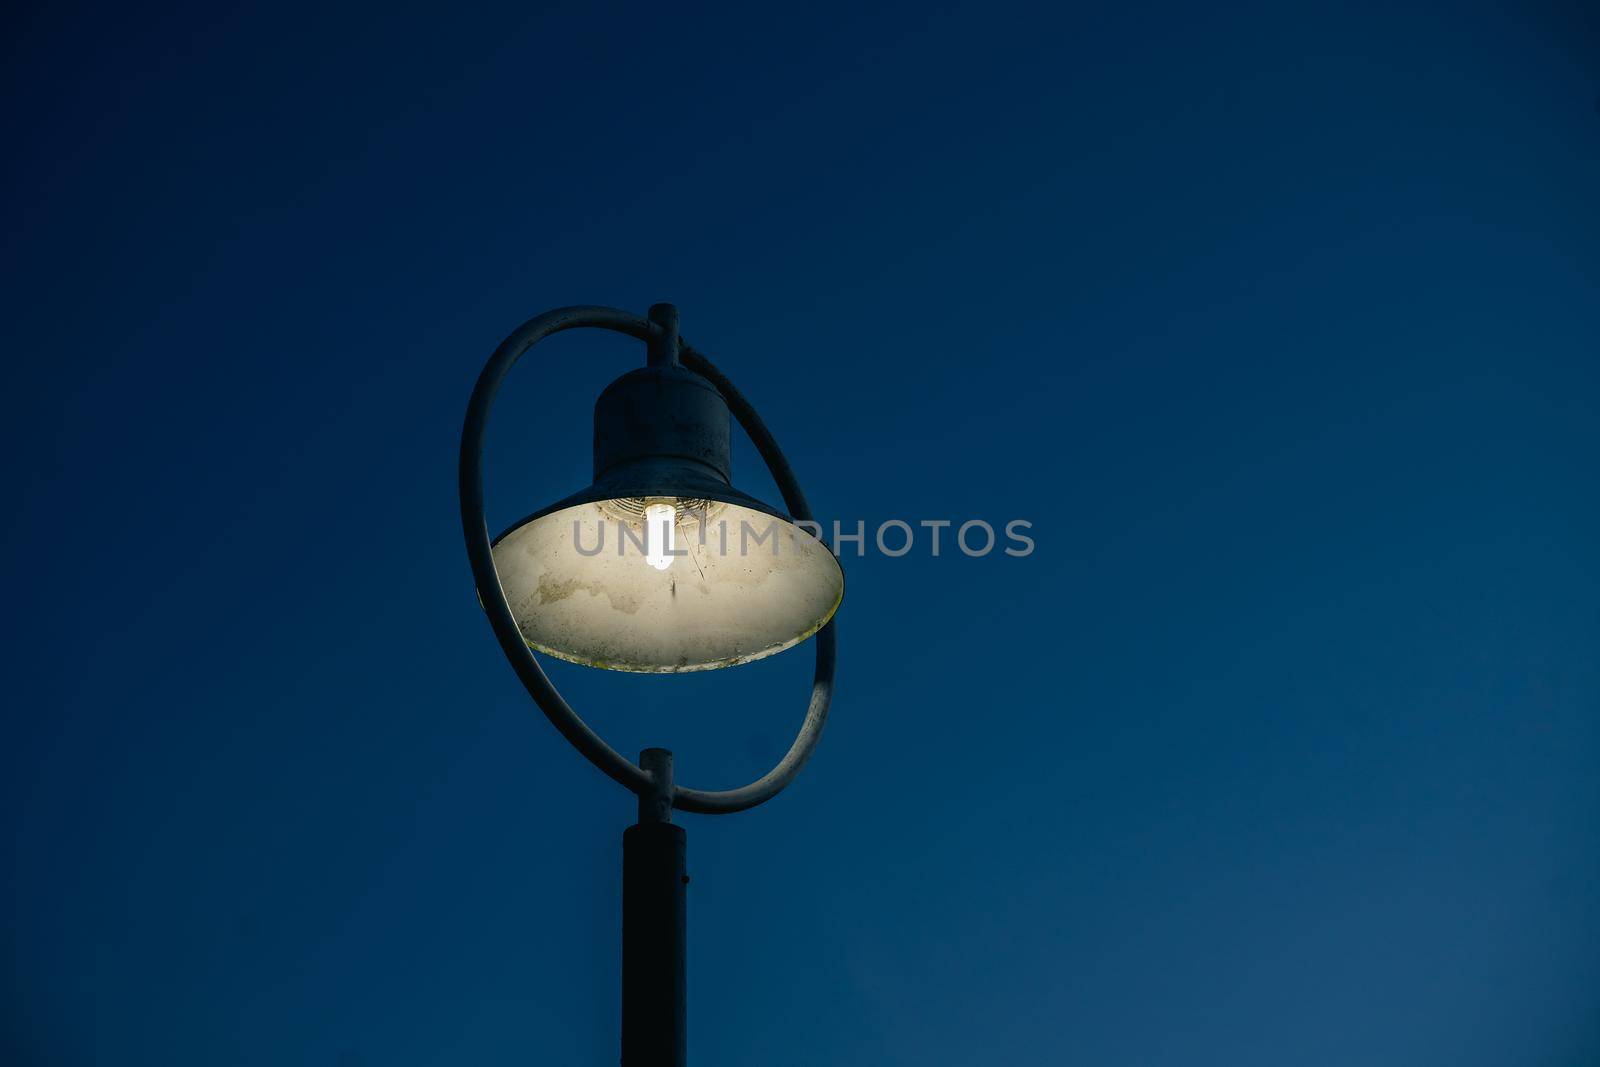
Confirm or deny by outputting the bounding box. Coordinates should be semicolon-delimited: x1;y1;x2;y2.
535;574;643;615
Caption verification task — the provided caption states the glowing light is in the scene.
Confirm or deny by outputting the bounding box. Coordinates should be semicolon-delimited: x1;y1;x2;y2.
645;502;676;570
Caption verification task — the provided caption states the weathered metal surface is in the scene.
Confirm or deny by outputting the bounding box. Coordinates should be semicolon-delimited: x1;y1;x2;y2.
492;498;842;673
592;364;732;484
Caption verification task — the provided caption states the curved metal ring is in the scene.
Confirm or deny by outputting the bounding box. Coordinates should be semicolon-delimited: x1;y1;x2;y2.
459;305;838;815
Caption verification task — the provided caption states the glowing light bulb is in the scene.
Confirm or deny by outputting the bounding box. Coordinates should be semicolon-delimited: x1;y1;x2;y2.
645;502;676;570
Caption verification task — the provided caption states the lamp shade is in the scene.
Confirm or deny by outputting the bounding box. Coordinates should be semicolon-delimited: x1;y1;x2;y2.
490;364;843;672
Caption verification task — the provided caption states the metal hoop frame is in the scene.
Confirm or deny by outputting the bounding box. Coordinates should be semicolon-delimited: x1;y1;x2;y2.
459;306;837;815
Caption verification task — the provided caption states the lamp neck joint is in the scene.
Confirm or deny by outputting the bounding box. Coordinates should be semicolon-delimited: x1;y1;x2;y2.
638;748;675;824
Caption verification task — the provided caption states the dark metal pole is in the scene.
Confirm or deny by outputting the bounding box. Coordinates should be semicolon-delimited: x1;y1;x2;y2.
623;748;685;1066
646;303;680;368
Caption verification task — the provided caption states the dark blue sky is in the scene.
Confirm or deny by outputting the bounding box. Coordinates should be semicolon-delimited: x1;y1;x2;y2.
5;2;1598;1064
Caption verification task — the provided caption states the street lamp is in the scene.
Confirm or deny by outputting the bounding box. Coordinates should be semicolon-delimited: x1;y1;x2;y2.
459;303;843;1065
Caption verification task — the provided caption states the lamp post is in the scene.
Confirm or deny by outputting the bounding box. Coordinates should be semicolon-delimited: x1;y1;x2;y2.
459;304;843;1066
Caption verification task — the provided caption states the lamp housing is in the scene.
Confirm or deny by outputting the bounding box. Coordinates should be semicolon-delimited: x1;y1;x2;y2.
490;360;843;673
